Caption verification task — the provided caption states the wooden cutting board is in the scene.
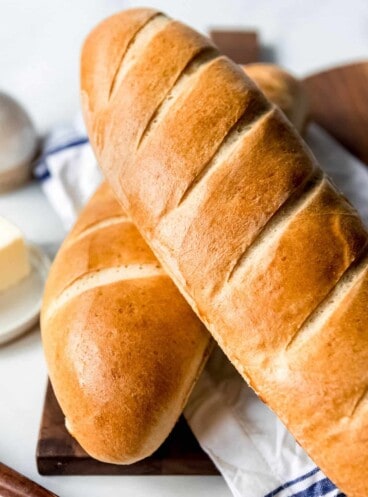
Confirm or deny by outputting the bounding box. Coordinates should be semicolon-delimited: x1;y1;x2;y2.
304;61;368;166
36;37;368;477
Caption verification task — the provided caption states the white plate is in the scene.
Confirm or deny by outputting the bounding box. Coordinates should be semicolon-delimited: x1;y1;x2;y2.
0;243;50;345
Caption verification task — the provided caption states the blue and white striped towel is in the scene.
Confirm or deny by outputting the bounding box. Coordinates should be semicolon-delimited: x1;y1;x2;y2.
35;117;368;497
34;115;101;229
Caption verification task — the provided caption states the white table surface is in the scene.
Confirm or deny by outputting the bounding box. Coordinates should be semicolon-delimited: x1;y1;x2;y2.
0;1;367;496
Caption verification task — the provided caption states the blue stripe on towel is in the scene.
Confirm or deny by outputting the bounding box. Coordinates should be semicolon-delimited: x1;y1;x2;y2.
44;136;89;156
264;468;320;497
34;136;89;182
34;167;50;181
292;477;338;497
264;469;344;497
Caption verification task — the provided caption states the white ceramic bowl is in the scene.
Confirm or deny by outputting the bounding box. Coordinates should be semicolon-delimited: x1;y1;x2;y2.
0;92;38;192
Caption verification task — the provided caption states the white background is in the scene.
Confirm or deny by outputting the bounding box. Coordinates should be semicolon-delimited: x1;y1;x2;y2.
0;1;367;496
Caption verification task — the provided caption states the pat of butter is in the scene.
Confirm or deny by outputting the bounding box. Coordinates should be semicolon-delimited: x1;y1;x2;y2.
0;216;30;292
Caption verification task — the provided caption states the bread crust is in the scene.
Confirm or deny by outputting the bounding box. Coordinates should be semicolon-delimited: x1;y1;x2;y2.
41;183;211;463
81;9;368;495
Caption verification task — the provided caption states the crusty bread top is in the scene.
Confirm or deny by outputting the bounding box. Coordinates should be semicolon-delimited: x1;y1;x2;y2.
41;182;211;464
81;9;368;495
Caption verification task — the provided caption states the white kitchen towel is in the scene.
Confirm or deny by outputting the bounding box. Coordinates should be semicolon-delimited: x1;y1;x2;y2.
34;114;102;229
34;120;368;497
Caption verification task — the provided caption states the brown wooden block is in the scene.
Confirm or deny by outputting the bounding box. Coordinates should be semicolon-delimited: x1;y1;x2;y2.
210;30;259;64
36;381;218;476
304;61;368;166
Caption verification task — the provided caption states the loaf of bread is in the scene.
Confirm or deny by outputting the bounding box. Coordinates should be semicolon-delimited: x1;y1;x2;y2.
244;63;308;132
41;182;211;463
81;9;368;495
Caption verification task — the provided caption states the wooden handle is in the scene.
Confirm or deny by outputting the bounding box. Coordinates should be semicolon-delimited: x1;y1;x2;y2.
0;463;58;497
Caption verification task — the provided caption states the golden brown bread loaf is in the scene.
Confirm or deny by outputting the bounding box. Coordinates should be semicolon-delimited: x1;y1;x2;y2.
41;182;211;463
81;9;368;495
243;63;308;132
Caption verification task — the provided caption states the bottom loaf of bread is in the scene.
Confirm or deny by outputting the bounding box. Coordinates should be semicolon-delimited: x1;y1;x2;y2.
41;182;212;464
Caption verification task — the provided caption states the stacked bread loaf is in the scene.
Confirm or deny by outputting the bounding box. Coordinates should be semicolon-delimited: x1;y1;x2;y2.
41;182;211;463
78;8;368;497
